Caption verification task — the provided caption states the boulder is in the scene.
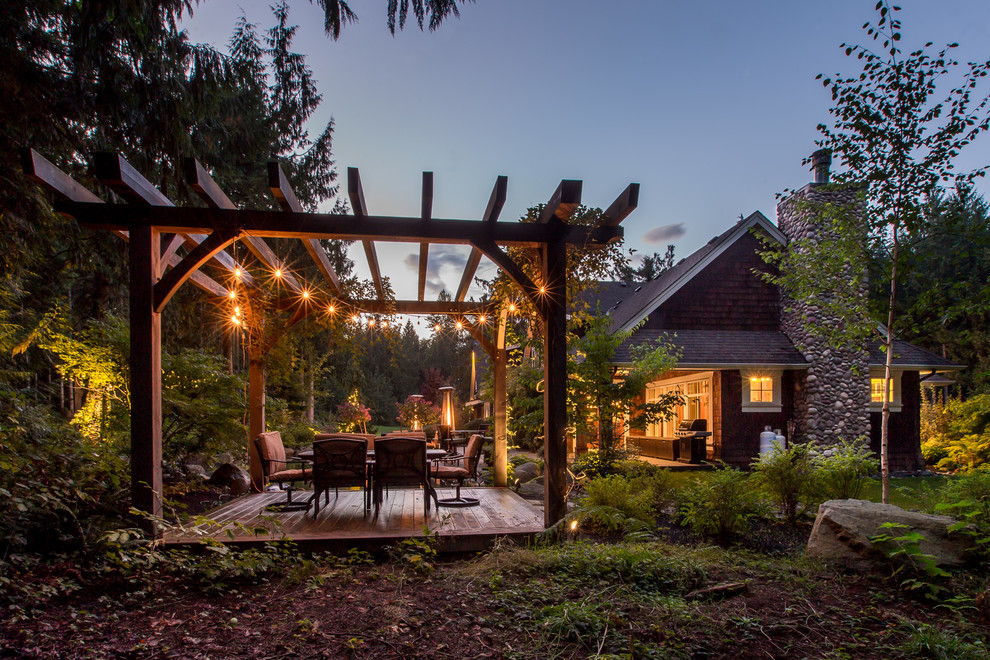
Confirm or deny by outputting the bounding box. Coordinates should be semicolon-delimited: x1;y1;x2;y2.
807;499;972;570
207;463;251;496
512;462;542;485
516;481;545;502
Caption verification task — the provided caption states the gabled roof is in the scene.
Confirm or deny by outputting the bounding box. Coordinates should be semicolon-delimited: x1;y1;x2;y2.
869;340;963;371
607;211;784;332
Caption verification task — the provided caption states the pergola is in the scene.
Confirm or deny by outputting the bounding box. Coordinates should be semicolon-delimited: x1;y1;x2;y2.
22;148;636;530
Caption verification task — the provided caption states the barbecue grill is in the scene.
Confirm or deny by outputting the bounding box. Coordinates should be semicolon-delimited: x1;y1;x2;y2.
674;419;711;464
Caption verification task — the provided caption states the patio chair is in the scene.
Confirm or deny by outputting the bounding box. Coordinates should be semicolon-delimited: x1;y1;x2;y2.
373;437;437;520
316;432;376;451
254;431;311;512
431;433;484;507
311;436;369;516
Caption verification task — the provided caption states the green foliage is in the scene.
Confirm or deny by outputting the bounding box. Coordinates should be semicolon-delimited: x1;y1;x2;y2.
816;438;880;500
506;360;545;451
897;622;988;660
161;350;245;464
389;528;440;573
752;442;819;523
582;474;657;527
869;522;952;601
938;468;990;559
569;314;681;473
920;394;990;471
678;467;765;543
0;386;129;562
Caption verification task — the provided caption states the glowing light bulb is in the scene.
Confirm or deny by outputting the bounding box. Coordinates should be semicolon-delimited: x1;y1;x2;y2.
434;323;441;332
455;321;463;330
508;303;516;313
539;286;546;295
328;304;335;314
381;321;388;328
302;290;309;299
368;318;375;327
274;268;282;279
228;290;236;299
234;267;242;279
478;315;486;323
231;315;239;325
234;306;240;316
352;315;360;323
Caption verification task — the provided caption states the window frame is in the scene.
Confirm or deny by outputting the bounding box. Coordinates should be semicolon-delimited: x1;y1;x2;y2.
740;369;782;413
870;369;902;412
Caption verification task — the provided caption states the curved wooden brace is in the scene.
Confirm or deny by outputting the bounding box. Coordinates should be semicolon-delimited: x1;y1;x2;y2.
154;228;241;312
471;238;542;312
456;315;495;358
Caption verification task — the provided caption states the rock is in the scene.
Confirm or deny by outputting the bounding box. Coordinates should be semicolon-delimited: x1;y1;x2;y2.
208;463;251;496
515;481;545;501
807;499;972;570
184;464;209;481
216;452;236;466
512;462;542;485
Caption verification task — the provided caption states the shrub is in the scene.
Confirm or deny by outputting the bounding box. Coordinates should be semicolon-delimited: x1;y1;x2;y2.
816;437;879;500
752;442;818;522
678;466;765;543
938;468;990;559
582;474;656;525
614;460;678;513
921;394;990;471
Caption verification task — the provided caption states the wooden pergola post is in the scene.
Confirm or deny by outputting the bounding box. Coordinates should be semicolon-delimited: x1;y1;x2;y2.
542;226;569;526
493;310;508;487
248;351;266;491
129;225;163;525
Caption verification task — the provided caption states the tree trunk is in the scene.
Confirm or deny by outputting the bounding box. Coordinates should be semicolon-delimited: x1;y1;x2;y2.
881;221;900;504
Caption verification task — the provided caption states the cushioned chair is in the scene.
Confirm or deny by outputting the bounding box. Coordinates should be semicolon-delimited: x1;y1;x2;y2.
431;434;483;507
373;437;437;520
316;432;376;451
311;437;369;516
254;431;311;511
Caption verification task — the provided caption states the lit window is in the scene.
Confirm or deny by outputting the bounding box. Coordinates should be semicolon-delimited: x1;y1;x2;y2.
749;377;774;403
871;378;891;403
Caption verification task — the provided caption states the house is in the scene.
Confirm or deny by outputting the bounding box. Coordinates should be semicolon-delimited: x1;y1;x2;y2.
588;176;959;472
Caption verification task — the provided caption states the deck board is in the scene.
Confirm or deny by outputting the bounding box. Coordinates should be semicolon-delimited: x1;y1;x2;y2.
165;487;544;553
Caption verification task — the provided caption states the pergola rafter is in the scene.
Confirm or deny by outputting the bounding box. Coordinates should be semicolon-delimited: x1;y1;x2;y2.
23;147;635;532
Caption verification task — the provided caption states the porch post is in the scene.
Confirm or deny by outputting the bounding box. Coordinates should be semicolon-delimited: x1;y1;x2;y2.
129;225;163;530
494;310;508;487
248;350;266;492
542;227;568;526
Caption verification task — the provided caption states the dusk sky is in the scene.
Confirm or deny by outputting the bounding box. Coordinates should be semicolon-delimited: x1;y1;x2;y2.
181;1;990;303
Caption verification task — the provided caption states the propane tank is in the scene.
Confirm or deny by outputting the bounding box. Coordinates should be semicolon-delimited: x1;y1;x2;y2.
759;426;776;457
774;428;786;450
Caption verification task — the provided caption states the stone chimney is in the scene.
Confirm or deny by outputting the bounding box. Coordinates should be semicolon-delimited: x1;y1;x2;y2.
776;153;871;445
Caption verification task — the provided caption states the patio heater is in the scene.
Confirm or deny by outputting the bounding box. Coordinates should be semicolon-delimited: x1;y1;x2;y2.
438;386;455;451
409;394;424;431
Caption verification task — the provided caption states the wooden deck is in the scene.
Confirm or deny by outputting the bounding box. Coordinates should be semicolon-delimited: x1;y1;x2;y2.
164;487;545;553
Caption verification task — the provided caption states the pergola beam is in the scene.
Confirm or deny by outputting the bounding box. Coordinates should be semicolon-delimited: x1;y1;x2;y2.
93;152;254;286
267;162;343;296
186;158;304;295
59;203;623;247
20;149;227;298
418;172;432;301
348;167;386;300
600;183;640;226
537;179;582;224
455;176;507;302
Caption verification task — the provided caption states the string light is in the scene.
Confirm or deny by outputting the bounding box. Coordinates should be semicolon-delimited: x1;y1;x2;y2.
508;303;516;313
328;304;335;314
478;315;486;324
302;290;310;299
228;290;236;299
352;314;360;323
434;323;441;332
455;321;463;330
234;267;242;279
539;286;546;295
274;268;282;279
368;318;375;327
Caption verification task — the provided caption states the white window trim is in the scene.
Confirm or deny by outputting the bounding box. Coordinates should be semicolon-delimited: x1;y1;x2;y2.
870;369;902;412
741;369;782;413
644;371;713;437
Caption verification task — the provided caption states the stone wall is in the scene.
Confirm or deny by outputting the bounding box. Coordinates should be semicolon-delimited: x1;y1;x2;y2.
776;183;872;445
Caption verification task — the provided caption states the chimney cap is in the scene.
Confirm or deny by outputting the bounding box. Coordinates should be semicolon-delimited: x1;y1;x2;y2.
810;148;832;184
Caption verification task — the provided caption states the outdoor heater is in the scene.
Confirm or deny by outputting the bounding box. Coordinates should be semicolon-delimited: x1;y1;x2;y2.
409;394;424;431
438;386;455;451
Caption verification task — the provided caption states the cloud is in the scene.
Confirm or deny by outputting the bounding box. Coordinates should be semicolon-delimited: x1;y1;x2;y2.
403;246;472;296
642;223;686;244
